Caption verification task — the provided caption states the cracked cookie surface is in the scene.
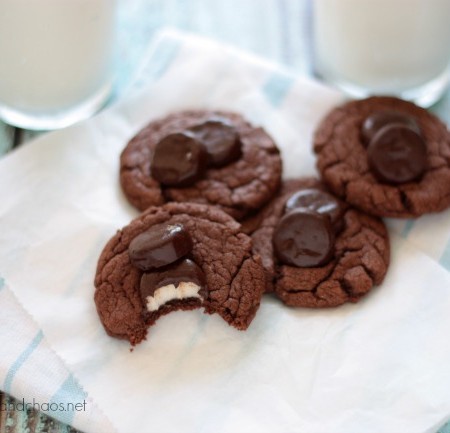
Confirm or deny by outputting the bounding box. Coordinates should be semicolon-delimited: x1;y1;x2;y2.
120;110;282;220
314;97;450;218
250;178;390;307
94;203;266;344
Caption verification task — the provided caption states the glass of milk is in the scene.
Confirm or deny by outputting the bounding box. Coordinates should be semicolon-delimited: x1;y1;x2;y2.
313;0;450;107
0;0;117;130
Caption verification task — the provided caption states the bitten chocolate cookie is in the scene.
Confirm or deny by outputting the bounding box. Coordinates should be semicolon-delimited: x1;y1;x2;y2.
120;110;282;220
250;178;390;307
94;203;266;345
314;96;450;218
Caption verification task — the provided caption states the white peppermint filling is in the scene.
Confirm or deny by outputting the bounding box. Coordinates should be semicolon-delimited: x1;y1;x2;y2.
146;281;202;312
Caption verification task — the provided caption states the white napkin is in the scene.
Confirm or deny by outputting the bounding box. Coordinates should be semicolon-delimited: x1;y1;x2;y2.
1;29;450;433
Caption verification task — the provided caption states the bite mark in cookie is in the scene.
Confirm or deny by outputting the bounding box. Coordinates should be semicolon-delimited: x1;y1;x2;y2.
140;259;206;312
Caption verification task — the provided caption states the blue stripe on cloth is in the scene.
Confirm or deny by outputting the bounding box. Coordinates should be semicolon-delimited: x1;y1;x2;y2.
142;37;181;84
262;71;295;107
401;220;415;238
0;276;4;291
439;238;450;271
49;374;88;425
3;330;44;393
438;420;450;433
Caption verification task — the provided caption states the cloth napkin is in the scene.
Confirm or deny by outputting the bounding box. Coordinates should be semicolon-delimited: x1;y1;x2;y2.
1;29;450;433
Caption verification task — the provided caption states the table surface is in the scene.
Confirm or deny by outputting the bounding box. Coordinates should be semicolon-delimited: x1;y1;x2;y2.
1;0;450;432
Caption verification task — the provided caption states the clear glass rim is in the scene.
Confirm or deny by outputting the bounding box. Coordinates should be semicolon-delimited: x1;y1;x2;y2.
0;80;113;131
314;67;450;108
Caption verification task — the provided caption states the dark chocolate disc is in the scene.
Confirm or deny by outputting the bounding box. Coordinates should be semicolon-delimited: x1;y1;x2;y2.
188;119;242;167
367;124;427;185
150;132;208;186
140;258;206;301
129;223;193;271
273;209;335;268
285;188;344;229
361;110;421;145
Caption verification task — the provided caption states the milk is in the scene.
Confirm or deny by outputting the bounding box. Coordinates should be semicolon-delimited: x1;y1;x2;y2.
313;0;450;105
0;0;116;129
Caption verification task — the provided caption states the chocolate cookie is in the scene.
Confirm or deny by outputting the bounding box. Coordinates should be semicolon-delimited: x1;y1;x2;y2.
250;178;390;307
120;110;282;220
94;203;266;345
314;96;450;218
